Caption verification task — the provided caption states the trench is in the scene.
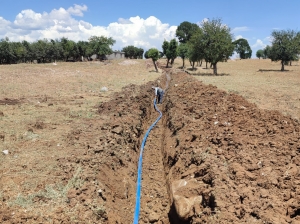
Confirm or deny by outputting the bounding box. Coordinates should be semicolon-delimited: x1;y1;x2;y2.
133;69;192;224
133;71;172;223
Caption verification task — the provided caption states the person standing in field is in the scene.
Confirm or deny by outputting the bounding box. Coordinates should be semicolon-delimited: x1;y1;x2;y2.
152;86;164;104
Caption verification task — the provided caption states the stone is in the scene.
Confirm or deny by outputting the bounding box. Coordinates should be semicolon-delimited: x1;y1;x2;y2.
100;87;108;92
173;195;193;220
148;212;159;223
111;126;123;135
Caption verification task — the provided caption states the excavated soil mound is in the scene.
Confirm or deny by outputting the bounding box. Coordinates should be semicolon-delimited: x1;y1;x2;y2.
1;70;299;224
163;71;300;223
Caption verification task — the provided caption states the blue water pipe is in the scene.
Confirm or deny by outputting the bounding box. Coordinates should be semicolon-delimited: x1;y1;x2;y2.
133;98;163;224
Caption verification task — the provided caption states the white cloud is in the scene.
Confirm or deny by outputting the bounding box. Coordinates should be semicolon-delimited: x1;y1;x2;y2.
197;18;208;26
264;36;273;43
118;18;133;24
1;6;177;51
232;26;249;33
67;4;87;17
0;17;11;35
235;35;243;40
251;39;266;49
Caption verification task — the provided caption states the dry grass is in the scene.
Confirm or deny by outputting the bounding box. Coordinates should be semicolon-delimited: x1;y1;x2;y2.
169;58;300;120
1;57;299;219
0;59;161;216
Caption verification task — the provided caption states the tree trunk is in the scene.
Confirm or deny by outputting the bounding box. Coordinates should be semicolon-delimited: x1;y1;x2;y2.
290;61;292;66
166;59;169;68
171;58;174;65
153;59;158;72
182;58;185;68
192;61;195;70
200;60;202;66
206;61;208;69
281;61;284;71
213;63;217;75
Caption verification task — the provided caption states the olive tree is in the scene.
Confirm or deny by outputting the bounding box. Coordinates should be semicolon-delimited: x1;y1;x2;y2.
88;36;116;59
176;21;200;44
190;18;234;75
256;49;264;59
233;38;252;59
177;43;189;68
268;30;300;71
162;39;178;67
147;48;159;72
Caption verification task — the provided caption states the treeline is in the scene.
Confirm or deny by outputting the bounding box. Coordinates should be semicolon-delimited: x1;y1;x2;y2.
121;45;144;59
144;19;300;74
145;19;240;75
256;30;300;70
0;36;116;64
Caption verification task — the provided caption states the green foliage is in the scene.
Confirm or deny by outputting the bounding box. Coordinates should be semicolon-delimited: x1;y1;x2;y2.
148;48;159;61
162;40;169;56
88;36;116;58
189;18;234;75
268;29;300;71
187;42;203;69
233;38;252;59
177;43;189;67
77;41;90;59
176;21;200;43
162;39;178;67
122;45;144;59
263;45;272;59
0;35;116;64
188;29;205;69
144;50;149;59
256;49;264;59
147;48;159;72
0;37;14;64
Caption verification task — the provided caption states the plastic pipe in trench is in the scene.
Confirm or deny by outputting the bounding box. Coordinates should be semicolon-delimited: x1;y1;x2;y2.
133;98;162;224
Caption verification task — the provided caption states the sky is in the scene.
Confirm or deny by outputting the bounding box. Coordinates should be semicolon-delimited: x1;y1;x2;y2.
0;0;300;58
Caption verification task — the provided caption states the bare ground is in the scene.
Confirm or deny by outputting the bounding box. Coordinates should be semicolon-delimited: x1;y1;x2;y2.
0;60;300;223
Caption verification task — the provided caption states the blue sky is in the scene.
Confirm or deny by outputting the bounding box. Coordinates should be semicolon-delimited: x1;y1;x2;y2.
1;0;300;58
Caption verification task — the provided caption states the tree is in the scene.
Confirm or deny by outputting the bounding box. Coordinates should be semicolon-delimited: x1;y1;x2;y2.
177;43;189;68
88;36;116;59
144;50;149;59
162;39;178;67
167;39;178;65
256;49;264;59
122;45;144;59
191;18;234;75
176;21;200;43
187;44;202;70
77;41;90;60
0;37;14;64
11;41;26;63
263;45;272;59
233;38;252;59
147;48;159;72
122;45;135;58
135;48;144;59
60;37;79;61
188;30;205;69
162;40;169;64
268;30;300;71
22;40;34;63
